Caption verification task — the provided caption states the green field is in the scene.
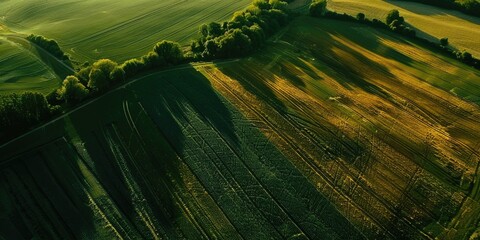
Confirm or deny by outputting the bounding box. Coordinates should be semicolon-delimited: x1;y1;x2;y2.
0;37;55;94
0;65;363;239
0;0;250;62
2;14;480;239
329;0;480;57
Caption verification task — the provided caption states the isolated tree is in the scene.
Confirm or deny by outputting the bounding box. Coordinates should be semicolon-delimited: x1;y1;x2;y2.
153;40;184;65
386;9;403;25
58;76;89;104
310;0;327;17
357;13;366;21
440;37;449;47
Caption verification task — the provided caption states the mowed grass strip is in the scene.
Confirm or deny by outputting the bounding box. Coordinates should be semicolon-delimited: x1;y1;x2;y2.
199;17;480;239
0;0;250;62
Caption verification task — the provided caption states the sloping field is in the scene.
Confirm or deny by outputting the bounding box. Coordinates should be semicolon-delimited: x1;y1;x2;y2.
0;35;59;94
0;0;250;62
198;17;480;239
0;66;362;239
329;0;480;57
1;16;480;239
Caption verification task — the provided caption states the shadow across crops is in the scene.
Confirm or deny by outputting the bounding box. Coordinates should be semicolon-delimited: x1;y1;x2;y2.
384;0;480;24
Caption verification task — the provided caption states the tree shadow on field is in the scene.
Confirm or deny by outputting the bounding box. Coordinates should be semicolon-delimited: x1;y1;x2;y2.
0;65;241;239
72;65;240;238
384;0;480;25
309;29;399;102
0;140;100;239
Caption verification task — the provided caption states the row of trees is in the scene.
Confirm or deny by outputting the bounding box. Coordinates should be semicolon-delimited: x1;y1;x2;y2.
396;0;480;17
48;40;185;106
309;1;479;69
0;92;59;140
189;0;291;59
2;0;294;143
26;34;72;64
51;0;293;106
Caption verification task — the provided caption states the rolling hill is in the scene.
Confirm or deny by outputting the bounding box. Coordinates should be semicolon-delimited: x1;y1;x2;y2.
0;25;70;95
1;15;479;239
329;0;480;57
0;0;251;62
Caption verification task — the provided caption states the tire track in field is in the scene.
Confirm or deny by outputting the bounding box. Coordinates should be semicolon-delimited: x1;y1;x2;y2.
161;79;313;239
152;87;286;239
70;136;149;239
256;71;452;234
261;74;452;223
134;101;245;240
119;99;218;239
205;67;438;239
204;69;387;239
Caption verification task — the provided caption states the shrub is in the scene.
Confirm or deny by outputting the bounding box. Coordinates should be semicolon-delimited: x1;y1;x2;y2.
357;13;365;21
121;58;145;77
57;76;89;104
110;66;126;82
153;41;184;65
310;0;328;17
440;37;449;47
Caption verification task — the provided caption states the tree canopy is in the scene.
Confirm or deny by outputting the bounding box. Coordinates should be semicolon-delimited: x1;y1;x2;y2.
58;76;89;104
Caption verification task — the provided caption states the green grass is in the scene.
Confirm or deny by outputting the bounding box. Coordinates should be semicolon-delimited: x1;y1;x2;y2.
0;36;59;94
0;0;250;62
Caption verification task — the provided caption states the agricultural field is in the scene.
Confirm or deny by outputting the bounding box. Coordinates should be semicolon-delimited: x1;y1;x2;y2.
0;65;362;239
0;26;71;94
329;0;480;57
0;0;250;62
1;13;480;238
196;17;480;239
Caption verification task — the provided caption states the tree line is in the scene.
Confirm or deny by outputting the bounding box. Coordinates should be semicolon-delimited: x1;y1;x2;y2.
189;0;292;59
1;0;293;143
48;0;293;107
309;1;480;69
26;34;72;66
0;92;60;141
